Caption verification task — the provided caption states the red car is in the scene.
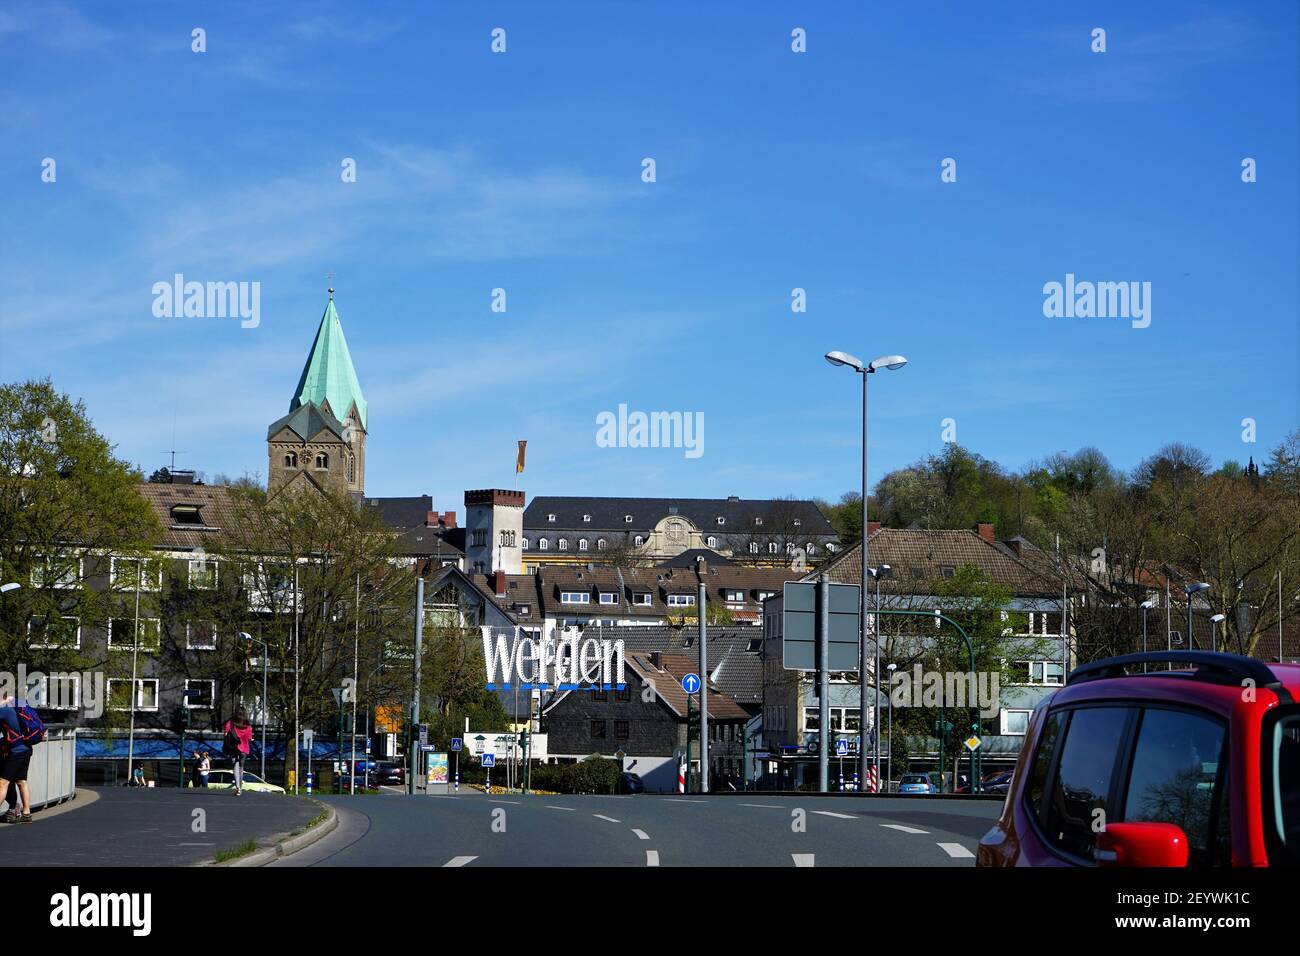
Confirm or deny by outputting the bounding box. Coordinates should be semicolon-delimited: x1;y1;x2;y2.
978;650;1299;867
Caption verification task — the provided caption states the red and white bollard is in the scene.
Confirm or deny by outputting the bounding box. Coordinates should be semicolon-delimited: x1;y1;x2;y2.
678;763;686;794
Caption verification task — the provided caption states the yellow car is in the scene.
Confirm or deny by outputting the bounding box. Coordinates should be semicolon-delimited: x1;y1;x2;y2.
190;769;286;794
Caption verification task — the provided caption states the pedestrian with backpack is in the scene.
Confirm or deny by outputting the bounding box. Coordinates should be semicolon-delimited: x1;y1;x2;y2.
223;709;254;795
0;692;45;823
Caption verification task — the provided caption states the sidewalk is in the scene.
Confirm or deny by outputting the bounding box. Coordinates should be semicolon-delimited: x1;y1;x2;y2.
0;786;322;866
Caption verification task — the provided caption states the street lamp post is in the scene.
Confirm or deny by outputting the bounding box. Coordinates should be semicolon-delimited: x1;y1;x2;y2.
825;350;907;793
1185;582;1210;652
869;564;891;788
1210;614;1227;653
239;632;269;780
1139;600;1156;672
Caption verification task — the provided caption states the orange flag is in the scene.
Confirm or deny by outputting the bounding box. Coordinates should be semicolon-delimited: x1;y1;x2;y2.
516;440;527;474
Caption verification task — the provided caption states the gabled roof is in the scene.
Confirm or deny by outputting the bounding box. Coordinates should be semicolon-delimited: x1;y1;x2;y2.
524;495;835;534
291;297;368;429
266;401;347;442
136;482;241;550
588;625;765;707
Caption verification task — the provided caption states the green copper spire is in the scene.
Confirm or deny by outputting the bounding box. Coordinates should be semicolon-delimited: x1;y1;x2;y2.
290;293;368;430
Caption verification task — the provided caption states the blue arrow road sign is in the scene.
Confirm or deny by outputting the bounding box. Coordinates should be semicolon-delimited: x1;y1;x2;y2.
681;673;701;694
450;738;463;751
836;738;848;756
481;753;495;767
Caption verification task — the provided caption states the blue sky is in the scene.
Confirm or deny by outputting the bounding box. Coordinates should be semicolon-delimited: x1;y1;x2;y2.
2;1;1297;513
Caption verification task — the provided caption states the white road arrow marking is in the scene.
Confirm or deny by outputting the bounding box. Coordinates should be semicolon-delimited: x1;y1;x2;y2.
443;855;477;867
938;842;975;858
881;824;929;834
593;814;622;823
632;828;650;840
792;853;816;867
646;850;660;866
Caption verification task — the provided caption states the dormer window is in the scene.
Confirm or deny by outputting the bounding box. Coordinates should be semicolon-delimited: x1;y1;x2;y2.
707;536;718;548
538;538;549;551
558;539;569;551
283;453;297;468
794;519;802;527
768;542;779;554
578;538;589;551
170;505;203;526
634;535;644;547
754;517;763;526
597;538;607;550
716;517;725;525
547;514;556;522
315;453;329;470
624;515;633;523
582;514;591;523
749;542;759;554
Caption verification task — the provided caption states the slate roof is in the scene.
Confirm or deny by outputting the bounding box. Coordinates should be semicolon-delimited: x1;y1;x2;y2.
657;548;736;568
361;495;433;529
523;495;835;534
818;527;1062;598
586;625;765;708
266;401;347;442
627;652;750;719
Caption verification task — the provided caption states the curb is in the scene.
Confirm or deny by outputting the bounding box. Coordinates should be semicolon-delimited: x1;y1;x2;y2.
207;800;338;867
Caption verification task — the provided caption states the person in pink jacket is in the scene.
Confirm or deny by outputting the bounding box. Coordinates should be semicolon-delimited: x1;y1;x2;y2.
223;709;255;795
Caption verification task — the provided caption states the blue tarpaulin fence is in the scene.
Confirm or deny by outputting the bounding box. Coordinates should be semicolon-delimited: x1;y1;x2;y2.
76;733;371;761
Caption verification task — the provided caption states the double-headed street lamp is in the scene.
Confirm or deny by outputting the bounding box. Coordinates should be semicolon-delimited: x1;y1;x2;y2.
1184;582;1210;651
826;350;907;792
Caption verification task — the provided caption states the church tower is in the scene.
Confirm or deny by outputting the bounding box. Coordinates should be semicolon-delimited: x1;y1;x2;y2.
267;289;368;495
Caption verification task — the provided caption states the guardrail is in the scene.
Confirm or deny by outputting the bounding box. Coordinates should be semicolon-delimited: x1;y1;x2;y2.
28;725;76;811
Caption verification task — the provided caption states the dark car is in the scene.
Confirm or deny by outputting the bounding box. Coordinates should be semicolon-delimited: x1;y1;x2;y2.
978;650;1300;868
982;771;1014;795
375;761;406;786
617;772;644;794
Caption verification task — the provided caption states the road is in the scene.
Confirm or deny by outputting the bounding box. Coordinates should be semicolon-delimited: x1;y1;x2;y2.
272;793;1000;867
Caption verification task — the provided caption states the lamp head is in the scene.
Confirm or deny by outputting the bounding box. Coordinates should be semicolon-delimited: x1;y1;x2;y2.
1185;582;1211;595
238;631;253;642
1210;614;1227;624
868;355;909;372
825;350;865;372
0;583;19;595
1140;599;1156;609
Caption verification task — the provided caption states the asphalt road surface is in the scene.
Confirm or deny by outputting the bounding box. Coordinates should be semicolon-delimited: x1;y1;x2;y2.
272;793;1001;867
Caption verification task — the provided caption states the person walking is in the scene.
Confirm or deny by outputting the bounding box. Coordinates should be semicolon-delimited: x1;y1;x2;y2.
0;692;42;823
223;709;254;795
199;750;211;788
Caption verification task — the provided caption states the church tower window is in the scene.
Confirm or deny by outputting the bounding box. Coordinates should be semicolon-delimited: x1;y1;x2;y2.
315;453;329;470
284;453;297;468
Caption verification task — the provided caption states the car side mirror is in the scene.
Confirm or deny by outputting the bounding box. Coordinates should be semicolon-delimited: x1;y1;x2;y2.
1094;822;1190;867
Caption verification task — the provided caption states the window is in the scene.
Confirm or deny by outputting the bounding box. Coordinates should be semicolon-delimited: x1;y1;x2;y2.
667;594;695;607
30;673;79;710
768;542;778;555
547;514;556;522
582;514;591;523
560;591;590;605
538;538;549;551
599;592;618;605
749;542;759;555
633;535;644;547
807;544;817;556
1123;707;1228;867
27;616;80;650
717;517;726;526
757;590;775;601
521;538;530;550
315;452;329;469
746;638;762;652
725;589;745;603
283;452;297;468
1001;709;1032;736
1027;661;1065;686
558;538;569;551
1264;709;1300;864
187;621;217;650
754;517;763;526
1040;707;1132;860
632;592;652;606
578;539;588;551
624;515;633;523
786;543;796;555
707;536;718;549
188;558;218;589
108;618;160;650
500;530;516;547
614;720;630;741
347;457;354;483
111;557;163;591
590;721;608;740
170;505;204;525
515;603;531;616
941;565;956;578
597;538;606;550
31;556;81;589
184;680;216;709
109;679;159;711
794;518;802;527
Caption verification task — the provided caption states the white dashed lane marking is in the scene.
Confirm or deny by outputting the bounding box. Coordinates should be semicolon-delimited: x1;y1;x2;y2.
632;828;650;840
938;843;975;859
811;810;856;819
443;855;477;867
490;800;520;806
663;798;706;803
881;824;929;834
544;805;576;811
593;814;622;823
739;803;783;809
792;854;816;867
646;850;660;866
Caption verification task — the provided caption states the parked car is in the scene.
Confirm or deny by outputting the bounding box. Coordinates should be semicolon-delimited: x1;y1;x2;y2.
374;761;406;786
978;650;1300;867
192;769;285;794
898;774;934;795
982;771;1014;795
617;772;644;794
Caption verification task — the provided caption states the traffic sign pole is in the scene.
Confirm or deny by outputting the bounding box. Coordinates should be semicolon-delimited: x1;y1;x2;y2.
697;567;708;795
817;573;830;792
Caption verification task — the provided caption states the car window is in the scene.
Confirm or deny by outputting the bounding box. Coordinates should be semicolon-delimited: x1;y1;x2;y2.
1026;711;1064;819
1042;707;1131;860
1122;707;1227;867
1265;709;1300;864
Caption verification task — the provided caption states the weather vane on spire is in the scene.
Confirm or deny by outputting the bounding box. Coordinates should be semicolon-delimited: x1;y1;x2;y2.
327;270;336;299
